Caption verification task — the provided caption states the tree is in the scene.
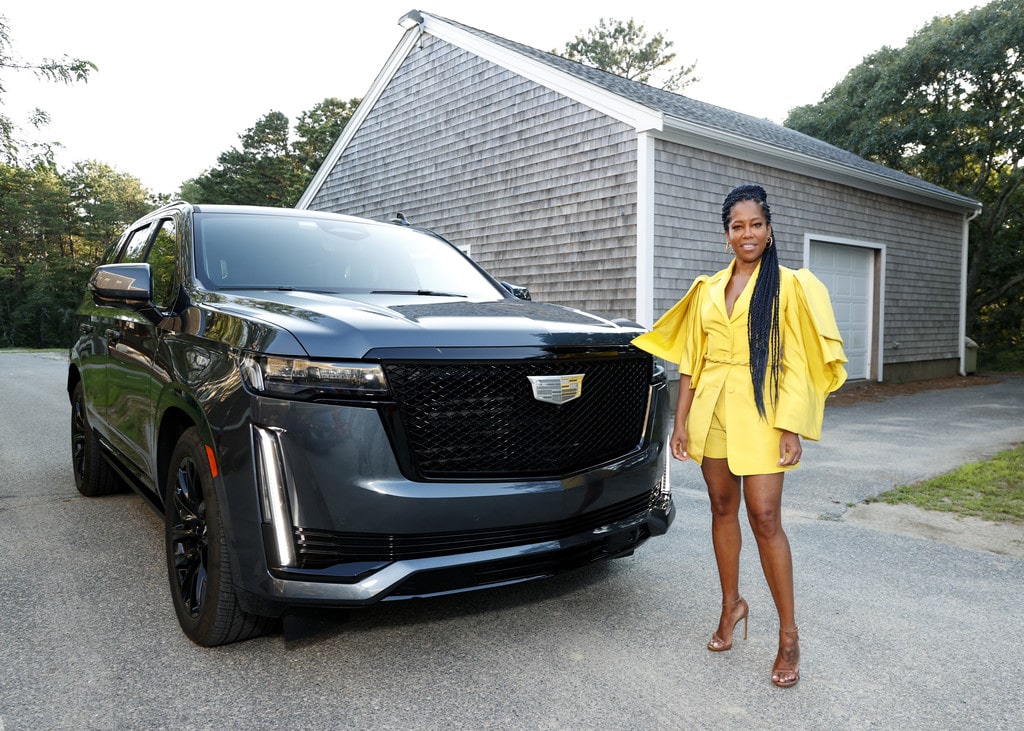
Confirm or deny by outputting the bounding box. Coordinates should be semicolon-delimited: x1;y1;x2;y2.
65;160;152;253
0;160;150;348
784;0;1024;366
0;17;155;348
182;97;360;207
0;162;72;347
292;97;360;180
559;18;698;92
183;111;298;206
0;14;97;165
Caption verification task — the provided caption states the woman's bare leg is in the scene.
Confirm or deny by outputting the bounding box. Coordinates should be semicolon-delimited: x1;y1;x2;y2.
702;457;747;648
744;472;800;685
743;473;793;626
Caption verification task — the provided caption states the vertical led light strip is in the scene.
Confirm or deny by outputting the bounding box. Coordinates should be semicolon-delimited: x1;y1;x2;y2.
253;426;296;567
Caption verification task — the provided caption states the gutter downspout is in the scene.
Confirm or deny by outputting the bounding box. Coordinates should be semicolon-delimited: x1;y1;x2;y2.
959;206;982;375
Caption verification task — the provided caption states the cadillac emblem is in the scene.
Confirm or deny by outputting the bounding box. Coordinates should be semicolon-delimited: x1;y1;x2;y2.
527;374;585;405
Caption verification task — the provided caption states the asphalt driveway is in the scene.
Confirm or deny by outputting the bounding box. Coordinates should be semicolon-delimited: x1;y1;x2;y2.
1;351;1022;729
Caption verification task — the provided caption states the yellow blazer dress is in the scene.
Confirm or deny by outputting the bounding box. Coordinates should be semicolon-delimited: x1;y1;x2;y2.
633;260;848;475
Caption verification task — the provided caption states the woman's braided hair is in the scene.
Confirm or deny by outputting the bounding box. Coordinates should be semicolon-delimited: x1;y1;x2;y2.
721;184;781;419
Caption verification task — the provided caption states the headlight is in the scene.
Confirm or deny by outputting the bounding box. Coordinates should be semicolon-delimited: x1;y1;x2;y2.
241;354;389;400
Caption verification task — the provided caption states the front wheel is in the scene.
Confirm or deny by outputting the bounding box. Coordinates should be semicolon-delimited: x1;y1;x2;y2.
164;427;273;646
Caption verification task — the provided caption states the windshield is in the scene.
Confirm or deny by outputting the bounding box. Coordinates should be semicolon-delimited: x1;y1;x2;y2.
193;212;505;300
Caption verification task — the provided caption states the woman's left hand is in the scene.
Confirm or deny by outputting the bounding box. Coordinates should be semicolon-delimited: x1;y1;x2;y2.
778;431;802;466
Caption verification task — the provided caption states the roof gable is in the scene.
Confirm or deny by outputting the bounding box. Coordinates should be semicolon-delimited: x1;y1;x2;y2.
300;9;980;214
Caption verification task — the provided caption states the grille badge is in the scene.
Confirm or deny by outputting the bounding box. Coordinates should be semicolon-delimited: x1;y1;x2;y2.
527;374;585;405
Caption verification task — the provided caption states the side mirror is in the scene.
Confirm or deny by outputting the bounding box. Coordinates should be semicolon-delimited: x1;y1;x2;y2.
89;263;163;324
89;263;153;303
501;281;532;301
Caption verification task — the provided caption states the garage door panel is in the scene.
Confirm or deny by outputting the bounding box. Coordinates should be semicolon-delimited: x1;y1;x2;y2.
809;242;873;380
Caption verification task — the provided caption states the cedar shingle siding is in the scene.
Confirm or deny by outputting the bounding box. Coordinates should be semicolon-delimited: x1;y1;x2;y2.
651;141;964;372
302;11;980;383
309;37;638;318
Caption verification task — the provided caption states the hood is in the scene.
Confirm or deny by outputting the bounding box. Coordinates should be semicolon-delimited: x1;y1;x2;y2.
202;290;641;358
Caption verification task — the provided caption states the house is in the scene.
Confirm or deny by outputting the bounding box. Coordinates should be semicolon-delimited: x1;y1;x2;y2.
297;9;982;384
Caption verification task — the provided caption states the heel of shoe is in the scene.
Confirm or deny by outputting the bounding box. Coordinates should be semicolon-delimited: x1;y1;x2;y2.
707;597;749;652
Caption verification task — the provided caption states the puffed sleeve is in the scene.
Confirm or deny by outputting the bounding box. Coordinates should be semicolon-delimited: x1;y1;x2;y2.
773;269;848;440
631;276;709;379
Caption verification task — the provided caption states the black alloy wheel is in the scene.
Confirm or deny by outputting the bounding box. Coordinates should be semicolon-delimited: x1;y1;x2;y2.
167;446;209;620
71;381;124;497
164;427;273;646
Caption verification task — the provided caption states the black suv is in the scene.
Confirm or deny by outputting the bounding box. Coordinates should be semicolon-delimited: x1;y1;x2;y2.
68;202;673;645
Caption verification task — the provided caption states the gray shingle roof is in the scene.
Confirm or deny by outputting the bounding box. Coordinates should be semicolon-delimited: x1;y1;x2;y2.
430;13;979;210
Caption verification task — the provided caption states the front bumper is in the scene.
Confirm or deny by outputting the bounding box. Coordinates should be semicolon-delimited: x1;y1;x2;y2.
253;492;674;606
215;380;672;615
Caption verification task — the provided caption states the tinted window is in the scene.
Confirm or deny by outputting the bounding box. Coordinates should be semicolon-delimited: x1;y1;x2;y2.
120;224;154;263
147;219;178;309
192;213;503;300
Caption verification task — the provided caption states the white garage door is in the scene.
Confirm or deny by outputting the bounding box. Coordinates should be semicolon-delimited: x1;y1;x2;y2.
809;242;873;380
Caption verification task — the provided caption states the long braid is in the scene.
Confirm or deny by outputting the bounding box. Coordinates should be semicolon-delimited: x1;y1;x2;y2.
749;243;781;418
721;185;782;419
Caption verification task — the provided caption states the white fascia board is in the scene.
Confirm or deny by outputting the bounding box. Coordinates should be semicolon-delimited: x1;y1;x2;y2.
421;14;664;133
296;24;424;209
659;116;982;216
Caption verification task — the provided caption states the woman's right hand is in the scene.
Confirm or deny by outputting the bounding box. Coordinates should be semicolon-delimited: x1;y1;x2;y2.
670;375;694;461
669;426;689;461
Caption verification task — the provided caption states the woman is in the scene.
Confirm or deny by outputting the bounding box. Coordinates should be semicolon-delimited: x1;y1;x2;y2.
632;184;847;687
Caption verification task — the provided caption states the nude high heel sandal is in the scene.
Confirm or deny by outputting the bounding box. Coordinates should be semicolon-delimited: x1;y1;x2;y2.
707;597;749;652
771;627;800;687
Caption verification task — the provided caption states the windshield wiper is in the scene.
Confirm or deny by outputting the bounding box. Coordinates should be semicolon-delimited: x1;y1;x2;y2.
370;289;467;297
217;285;336;293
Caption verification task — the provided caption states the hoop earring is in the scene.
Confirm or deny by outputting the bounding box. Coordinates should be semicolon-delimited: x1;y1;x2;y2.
726;242;733;253
766;234;774;248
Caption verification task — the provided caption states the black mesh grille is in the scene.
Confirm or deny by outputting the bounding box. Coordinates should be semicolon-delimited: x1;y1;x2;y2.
382;353;651;478
294;490;654;568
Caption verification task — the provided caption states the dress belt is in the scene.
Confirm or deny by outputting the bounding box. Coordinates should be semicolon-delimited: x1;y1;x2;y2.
705;355;749;366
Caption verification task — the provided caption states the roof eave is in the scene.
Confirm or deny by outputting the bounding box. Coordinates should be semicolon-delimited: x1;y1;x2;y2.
660;116;982;215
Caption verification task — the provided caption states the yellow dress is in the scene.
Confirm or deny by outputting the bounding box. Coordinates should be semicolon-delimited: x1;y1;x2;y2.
633;260;848;475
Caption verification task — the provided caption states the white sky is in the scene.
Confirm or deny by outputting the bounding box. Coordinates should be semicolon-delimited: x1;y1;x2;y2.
2;0;985;195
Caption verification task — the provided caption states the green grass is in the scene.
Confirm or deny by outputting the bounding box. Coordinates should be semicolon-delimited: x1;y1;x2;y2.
868;443;1024;523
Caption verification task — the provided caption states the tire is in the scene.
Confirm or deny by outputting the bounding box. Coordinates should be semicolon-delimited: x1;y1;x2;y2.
164;427;274;646
71;381;126;497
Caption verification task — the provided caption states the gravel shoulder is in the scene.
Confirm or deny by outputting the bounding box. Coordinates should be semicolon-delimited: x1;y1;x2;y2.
829;373;1024;558
845;502;1024;558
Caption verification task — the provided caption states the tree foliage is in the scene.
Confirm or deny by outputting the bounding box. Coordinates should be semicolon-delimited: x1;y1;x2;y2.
559;18;698;92
293;97;359;177
785;0;1024;366
0;19;359;348
0;161;151;348
181;97;359;207
0;14;97;165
